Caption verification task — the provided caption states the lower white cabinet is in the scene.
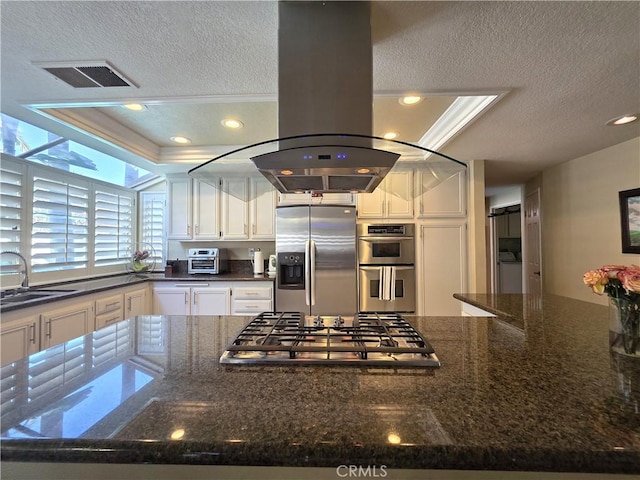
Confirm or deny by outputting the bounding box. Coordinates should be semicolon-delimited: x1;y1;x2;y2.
231;284;273;315
153;282;273;316
1;314;39;365
419;221;467;316
153;284;231;315
94;293;124;330
124;286;149;317
40;300;93;349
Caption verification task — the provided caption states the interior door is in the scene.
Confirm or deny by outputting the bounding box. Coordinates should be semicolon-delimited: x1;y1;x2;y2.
525;189;542;295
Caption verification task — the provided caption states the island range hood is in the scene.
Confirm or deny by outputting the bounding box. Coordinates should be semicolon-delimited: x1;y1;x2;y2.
188;1;467;196
252;1;398;194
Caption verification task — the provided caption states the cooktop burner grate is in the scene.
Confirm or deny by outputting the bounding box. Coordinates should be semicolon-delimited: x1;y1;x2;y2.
220;312;440;367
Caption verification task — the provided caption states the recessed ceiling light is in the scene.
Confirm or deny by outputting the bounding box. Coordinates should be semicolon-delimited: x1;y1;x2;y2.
356;168;371;174
382;132;398;140
606;114;639;126
221;118;244;129
280;169;293;175
170;136;191;144
122;103;147;111
399;95;423;106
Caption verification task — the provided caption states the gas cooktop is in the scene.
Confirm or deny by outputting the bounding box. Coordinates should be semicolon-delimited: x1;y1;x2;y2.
220;312;440;367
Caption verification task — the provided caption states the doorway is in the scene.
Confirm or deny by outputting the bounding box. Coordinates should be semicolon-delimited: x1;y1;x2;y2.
490;204;523;294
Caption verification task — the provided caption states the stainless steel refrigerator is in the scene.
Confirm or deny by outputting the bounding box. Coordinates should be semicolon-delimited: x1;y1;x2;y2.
275;205;357;315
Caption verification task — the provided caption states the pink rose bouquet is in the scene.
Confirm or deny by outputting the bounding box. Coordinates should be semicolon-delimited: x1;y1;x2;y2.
584;265;640;354
583;265;640;298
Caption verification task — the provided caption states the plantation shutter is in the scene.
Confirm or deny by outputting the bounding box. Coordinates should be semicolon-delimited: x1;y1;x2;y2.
140;192;165;264
0;161;24;254
31;174;89;272
94;188;134;266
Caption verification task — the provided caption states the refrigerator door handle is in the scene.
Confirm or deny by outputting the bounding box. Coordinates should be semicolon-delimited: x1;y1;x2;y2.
305;240;311;306
310;240;316;306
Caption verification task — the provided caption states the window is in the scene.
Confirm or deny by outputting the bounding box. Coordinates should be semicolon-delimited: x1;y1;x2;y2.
31;173;89;273
94;188;134;266
139;192;165;265
1;114;156;188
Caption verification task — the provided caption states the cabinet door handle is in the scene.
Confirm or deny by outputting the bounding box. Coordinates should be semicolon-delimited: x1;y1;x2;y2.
45;320;52;339
195;224;200;235
105;315;120;324
244;224;247;234
387;200;390;215
185;292;189;304
252;224;256;235
29;323;36;344
105;302;119;309
128;297;132;312
193;292;198;304
187;224;191;236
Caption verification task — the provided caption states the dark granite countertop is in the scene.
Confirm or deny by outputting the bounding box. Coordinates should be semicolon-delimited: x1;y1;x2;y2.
2;297;639;473
0;271;275;314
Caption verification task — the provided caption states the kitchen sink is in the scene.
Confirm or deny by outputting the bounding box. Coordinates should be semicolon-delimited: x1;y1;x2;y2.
0;289;76;304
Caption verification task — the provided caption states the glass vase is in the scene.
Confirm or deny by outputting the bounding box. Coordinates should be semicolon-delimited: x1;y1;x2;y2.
610;296;640;356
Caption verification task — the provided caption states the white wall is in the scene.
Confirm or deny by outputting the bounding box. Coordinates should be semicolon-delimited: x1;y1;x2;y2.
542;137;640;304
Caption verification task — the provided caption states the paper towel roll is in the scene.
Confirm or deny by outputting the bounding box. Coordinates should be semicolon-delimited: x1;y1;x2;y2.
253;251;264;274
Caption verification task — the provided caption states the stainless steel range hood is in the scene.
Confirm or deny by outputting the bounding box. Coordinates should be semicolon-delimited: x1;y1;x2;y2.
253;1;398;194
188;1;468;197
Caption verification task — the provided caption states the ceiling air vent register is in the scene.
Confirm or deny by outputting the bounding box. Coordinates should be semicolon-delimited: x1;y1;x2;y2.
34;61;137;88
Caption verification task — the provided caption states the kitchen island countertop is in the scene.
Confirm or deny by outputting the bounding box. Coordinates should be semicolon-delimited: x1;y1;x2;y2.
2;295;639;475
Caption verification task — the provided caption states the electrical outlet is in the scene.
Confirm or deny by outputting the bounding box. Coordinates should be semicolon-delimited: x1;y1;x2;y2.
248;248;255;259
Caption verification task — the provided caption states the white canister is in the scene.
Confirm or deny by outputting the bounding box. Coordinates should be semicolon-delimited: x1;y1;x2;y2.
253;251;264;274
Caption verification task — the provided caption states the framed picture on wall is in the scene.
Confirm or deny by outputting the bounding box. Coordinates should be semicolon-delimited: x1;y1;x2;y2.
619;187;640;254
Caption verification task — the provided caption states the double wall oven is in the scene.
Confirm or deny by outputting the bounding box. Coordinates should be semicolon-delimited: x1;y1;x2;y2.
357;224;415;312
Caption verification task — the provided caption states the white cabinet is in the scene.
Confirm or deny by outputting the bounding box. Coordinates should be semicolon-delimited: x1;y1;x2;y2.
153;283;231;315
221;177;249;239
250;177;276;240
40;300;93;349
1;314;39;364
419;221;467;316
124;286;149;317
221;177;276;240
192;287;230;315
231;283;273;315
357;171;413;219
417;170;466;217
94;293;124;330
166;175;220;240
153;286;190;315
152;281;273;316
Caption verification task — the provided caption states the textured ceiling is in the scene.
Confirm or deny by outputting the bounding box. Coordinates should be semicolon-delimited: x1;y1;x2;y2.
1;1;638;187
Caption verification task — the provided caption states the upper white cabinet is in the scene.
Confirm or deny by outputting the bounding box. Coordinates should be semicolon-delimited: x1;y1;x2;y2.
166;175;220;240
221;177;276;240
357;171;414;219
417;170;466;218
250;177;277;240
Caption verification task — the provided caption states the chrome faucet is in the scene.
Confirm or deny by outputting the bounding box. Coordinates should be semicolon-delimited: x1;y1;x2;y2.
0;251;29;291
